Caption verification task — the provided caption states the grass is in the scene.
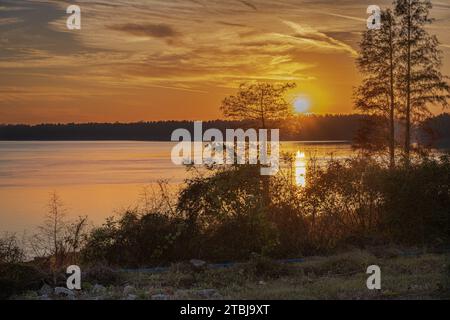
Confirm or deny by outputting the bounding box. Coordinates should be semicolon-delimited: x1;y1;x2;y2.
119;249;449;300
12;249;449;300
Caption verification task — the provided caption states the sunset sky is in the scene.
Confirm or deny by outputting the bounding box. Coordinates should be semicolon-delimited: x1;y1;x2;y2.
1;0;450;124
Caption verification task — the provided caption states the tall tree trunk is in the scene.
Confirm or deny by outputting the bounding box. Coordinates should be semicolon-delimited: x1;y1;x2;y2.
405;0;412;164
389;21;396;169
259;89;270;209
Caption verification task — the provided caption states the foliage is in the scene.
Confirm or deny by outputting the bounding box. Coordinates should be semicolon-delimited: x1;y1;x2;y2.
0;263;47;299
80;153;449;266
82;211;186;267
83;264;123;286
0;233;25;264
355;9;397;166
355;1;450;162
221;82;296;128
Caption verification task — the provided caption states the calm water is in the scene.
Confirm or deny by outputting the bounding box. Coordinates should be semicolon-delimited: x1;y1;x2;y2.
0;141;353;233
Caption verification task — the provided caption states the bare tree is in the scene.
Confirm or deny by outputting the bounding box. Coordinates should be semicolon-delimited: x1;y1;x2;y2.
65;216;89;263
31;192;88;269
139;180;177;216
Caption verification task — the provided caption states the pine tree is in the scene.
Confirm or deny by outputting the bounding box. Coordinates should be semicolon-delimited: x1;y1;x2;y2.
394;0;450;162
355;10;398;168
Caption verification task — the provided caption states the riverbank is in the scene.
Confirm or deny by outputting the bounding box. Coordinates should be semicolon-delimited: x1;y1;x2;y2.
10;249;450;300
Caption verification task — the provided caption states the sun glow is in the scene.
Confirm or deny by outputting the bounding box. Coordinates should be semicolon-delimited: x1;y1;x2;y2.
294;96;311;114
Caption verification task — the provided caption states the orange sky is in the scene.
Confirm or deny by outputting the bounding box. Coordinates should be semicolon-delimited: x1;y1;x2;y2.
1;0;450;124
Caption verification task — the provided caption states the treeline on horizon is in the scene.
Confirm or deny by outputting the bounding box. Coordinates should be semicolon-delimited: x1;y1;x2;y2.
1;113;449;146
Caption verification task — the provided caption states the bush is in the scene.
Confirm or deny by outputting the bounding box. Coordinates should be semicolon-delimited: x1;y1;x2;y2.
82;211;186;267
80;154;449;266
378;155;450;245
0;234;24;264
177;165;279;260
299;251;376;277
298;155;450;249
241;253;289;279
0;263;48;299
83;265;123;286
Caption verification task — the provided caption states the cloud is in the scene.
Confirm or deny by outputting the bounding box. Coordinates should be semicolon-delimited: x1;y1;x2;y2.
108;23;179;39
2;0;448;122
0;17;22;25
279;21;357;56
318;11;366;23
216;21;248;28
237;0;257;11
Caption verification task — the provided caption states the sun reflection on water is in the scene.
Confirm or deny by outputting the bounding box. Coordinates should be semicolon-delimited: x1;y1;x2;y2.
295;151;306;187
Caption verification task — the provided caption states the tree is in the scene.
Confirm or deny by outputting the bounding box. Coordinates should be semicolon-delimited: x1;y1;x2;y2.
394;0;450;162
355;9;398;168
220;82;296;207
31;192;88;270
221;82;296;129
41;192;66;268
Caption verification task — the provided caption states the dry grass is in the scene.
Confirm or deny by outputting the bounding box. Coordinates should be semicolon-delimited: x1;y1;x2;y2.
15;249;448;300
120;249;449;300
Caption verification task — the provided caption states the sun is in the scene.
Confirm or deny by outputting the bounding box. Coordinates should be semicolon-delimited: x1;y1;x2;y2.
294;95;311;114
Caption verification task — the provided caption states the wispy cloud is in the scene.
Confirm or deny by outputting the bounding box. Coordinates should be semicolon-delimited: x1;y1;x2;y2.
0;17;22;25
279;21;358;56
108;23;180;38
1;0;449;122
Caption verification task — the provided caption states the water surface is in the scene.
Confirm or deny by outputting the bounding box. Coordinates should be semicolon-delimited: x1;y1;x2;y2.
0;141;353;233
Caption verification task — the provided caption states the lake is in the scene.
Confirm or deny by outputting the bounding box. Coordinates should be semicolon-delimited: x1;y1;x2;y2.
0;141;353;233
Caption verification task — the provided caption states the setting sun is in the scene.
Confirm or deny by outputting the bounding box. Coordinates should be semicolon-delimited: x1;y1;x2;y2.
294;96;311;114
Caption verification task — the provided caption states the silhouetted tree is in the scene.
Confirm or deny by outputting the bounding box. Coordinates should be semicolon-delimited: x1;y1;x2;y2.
394;0;450;162
31;192;88;270
355;9;398;168
220;82;296;207
221;82;296;129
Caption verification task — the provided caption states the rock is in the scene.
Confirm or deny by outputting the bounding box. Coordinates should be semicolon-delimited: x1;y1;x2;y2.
123;285;135;296
39;284;53;296
258;280;266;286
189;259;207;271
174;289;190;299
38;294;51;300
126;294;137;300
196;289;222;299
54;287;75;298
92;284;106;294
151;293;171;300
190;259;206;268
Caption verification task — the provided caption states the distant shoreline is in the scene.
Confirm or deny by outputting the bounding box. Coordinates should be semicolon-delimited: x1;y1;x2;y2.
0;139;353;144
0;114;448;146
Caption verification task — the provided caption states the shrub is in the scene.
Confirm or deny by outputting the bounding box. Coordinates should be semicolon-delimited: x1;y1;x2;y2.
0;263;48;299
241;253;289;279
80;154;449;266
378;155;450;245
299;250;376;277
0;234;24;264
82;211;186;267
83;264;123;286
